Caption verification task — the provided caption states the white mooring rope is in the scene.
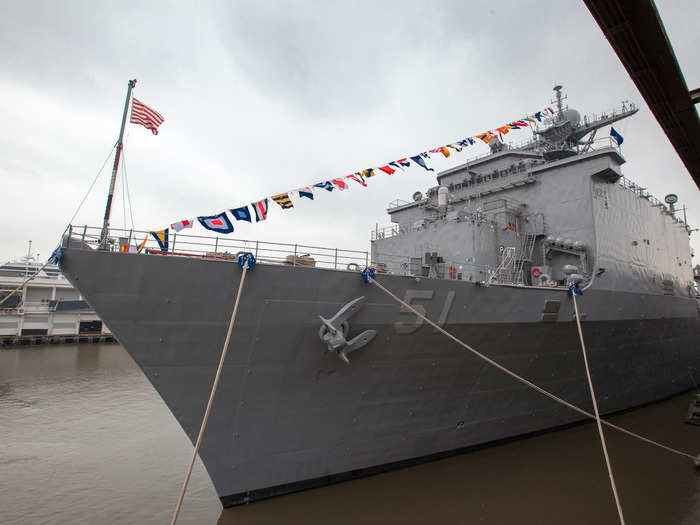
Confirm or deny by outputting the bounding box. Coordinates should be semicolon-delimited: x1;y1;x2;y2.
572;292;625;525
369;277;696;463
170;262;249;525
170;271;693;523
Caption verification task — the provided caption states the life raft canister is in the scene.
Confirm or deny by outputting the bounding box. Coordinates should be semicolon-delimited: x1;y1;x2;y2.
532;266;543;278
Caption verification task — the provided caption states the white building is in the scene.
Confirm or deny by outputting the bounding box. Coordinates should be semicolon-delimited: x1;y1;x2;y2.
0;253;112;345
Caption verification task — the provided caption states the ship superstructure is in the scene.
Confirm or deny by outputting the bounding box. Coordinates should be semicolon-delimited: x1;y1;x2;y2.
372;89;694;299
58;87;699;506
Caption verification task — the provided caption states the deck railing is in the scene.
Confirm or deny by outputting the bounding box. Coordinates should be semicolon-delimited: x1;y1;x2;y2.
440;124;623;170
371;224;410;241
0;267;61;282
582;136;622;152
581;102;637;127
371;251;494;282
65;226;370;271
616;176;691;230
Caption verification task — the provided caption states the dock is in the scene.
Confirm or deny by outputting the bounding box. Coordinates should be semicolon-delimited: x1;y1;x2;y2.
1;333;117;347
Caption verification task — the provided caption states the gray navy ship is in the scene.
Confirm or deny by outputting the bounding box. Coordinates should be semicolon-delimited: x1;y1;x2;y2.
59;86;700;506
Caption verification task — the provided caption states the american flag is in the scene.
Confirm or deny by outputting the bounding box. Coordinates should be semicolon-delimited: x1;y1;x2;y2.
130;98;164;135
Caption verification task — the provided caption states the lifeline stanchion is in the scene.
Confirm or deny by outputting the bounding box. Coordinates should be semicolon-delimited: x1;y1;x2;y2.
570;283;625;525
170;252;256;525
366;275;697;463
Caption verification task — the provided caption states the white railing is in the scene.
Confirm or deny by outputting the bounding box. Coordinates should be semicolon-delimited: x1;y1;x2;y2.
581;102;637;127
437;102;634;168
387;198;413;209
0;267;62;282
65;226;370;271
371;224;412;241
20;301;53;313
616;176;692;230
577;136;621;154
372;251;492;282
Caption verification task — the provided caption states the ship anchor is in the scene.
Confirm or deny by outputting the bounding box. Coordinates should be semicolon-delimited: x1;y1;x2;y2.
318;296;376;363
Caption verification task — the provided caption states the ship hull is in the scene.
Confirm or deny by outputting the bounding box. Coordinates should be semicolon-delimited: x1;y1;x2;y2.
60;247;700;505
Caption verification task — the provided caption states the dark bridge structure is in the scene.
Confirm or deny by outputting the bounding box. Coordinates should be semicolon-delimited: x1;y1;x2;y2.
584;0;700;189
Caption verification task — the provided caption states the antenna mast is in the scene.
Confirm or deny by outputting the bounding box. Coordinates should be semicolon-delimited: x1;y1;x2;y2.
552;84;566;119
100;79;137;249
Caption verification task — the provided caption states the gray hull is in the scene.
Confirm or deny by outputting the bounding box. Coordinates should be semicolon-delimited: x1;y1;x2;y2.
60;247;700;505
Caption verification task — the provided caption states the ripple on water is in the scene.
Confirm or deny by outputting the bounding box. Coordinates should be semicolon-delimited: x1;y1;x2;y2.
0;344;698;525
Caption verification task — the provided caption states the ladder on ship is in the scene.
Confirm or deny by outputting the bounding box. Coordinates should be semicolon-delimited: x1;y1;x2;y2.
513;233;537;285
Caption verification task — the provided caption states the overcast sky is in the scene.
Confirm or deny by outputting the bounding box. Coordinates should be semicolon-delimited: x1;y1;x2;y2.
1;0;698;264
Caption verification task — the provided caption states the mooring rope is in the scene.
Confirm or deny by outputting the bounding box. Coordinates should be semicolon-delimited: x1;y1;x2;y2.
369;277;696;462
0;259;53;308
170;262;250;525
572;291;625;525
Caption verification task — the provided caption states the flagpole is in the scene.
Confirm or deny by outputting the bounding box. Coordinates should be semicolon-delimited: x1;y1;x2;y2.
100;78;137;249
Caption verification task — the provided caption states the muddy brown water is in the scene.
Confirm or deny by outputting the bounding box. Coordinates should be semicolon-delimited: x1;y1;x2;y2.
1;344;698;524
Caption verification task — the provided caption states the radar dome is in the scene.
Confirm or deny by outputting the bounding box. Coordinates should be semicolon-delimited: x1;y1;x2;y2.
561;108;581;126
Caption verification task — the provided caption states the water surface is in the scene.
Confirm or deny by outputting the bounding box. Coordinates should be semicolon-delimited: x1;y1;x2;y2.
1;344;697;524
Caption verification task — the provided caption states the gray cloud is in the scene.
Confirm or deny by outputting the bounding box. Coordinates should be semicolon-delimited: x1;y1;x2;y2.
0;0;698;263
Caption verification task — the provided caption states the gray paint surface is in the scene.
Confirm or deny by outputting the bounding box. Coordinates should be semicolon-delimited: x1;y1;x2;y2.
58;102;700;505
60;248;699;504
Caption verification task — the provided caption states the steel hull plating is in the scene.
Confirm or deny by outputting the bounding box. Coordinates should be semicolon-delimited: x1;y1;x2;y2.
60;248;699;505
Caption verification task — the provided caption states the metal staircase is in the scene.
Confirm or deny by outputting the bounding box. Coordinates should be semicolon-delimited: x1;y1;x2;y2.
513;233;537;285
